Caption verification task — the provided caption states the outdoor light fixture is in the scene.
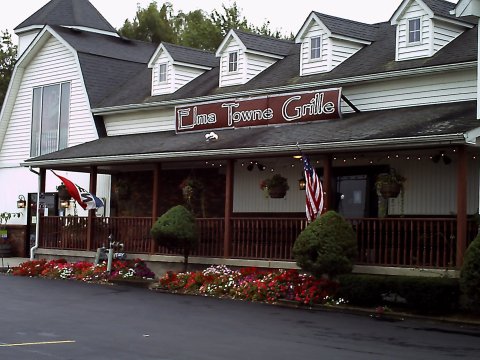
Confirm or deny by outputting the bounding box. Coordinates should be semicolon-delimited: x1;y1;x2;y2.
17;195;26;209
60;199;70;209
298;176;306;190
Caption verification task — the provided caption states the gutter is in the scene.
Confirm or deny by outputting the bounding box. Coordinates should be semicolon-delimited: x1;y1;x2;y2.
28;167;40;260
92;62;477;116
21;133;466;168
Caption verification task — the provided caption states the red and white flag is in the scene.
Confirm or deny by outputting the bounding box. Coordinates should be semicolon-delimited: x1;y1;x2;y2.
302;155;324;222
52;171;104;210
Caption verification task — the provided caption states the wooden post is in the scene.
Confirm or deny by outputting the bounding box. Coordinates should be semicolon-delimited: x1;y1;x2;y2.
151;163;161;254
223;159;234;258
86;166;98;252
37;168;46;252
323;154;332;212
456;146;468;268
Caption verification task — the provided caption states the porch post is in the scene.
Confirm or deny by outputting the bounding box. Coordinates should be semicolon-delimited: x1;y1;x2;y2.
323;154;333;212
86;166;98;252
223;159;234;258
456;146;468;268
151;163;161;254
37;168;46;253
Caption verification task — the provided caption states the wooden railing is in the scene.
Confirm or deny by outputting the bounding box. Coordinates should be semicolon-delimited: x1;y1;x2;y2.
40;216;478;268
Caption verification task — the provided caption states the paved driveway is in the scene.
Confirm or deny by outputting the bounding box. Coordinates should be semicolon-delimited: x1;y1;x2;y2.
0;275;479;359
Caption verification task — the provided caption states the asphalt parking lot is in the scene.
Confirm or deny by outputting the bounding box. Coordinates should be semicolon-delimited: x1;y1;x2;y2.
1;275;480;360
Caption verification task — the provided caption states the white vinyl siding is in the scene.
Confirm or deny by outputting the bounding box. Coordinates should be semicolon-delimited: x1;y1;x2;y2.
173;65;204;91
151;52;172;95
432;20;465;53
331;38;364;69
0;35;96;167
104;108;175;136
341;68;476;113
396;1;431;60
300;22;330;75
219;39;245;87
244;53;277;82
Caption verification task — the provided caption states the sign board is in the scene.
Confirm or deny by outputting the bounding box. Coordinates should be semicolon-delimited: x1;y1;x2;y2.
175;88;342;133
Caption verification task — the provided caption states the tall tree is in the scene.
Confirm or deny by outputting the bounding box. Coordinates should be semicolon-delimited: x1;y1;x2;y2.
118;1;288;50
119;1;177;44
0;30;17;108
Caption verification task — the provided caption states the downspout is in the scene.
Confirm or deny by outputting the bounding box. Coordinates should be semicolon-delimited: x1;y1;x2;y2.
28;166;40;260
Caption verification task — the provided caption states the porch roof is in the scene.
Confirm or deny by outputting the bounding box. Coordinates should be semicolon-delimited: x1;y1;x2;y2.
23;101;479;169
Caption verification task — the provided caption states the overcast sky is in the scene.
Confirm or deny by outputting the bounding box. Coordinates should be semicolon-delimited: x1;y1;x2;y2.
0;0;459;40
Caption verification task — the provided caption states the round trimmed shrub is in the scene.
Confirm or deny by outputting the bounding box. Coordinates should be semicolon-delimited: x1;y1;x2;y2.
460;234;480;313
150;205;198;271
293;210;357;278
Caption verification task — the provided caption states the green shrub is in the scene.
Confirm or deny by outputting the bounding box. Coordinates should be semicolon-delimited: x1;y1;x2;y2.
293;211;357;278
460;234;480;313
150;205;198;271
337;274;460;314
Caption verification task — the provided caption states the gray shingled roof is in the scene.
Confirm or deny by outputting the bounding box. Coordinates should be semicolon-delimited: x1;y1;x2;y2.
24;101;478;166
233;30;293;56
15;0;116;34
312;12;378;42
423;0;457;18
50;26;157;108
162;43;218;68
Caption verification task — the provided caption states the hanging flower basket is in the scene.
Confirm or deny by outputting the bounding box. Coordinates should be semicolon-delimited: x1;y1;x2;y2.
260;174;289;199
375;169;406;199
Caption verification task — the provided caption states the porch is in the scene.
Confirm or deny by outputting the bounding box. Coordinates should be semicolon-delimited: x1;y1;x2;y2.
40;216;478;269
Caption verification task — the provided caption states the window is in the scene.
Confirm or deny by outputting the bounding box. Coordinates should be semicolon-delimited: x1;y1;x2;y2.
159;63;167;83
310;36;321;59
30;83;70;157
228;52;238;72
408;18;421;44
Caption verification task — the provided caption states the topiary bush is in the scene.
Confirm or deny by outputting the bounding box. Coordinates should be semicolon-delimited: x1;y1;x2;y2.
293;210;357;278
150;205;198;272
460;234;480;314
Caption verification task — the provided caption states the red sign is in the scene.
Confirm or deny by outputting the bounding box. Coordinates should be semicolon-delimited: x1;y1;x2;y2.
175;88;342;133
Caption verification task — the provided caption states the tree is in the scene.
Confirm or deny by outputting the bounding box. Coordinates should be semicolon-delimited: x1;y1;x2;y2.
118;1;288;51
0;30;17;108
293;211;357;278
119;1;177;44
150;205;198;272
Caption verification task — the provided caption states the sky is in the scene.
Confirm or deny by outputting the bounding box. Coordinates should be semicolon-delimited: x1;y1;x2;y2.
0;0;424;40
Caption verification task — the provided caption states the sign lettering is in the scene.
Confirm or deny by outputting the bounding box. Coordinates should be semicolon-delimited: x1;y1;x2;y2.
175;88;342;133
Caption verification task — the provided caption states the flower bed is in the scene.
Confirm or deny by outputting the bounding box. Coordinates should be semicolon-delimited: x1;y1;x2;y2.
10;258;155;282
154;265;341;306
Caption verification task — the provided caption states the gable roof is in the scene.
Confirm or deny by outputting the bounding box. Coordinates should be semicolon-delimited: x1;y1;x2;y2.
233;30;293;56
14;0;117;34
161;43;218;67
311;12;378;42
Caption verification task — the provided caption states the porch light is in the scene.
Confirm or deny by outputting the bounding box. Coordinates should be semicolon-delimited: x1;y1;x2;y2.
16;195;26;209
60;199;70;209
298;177;306;190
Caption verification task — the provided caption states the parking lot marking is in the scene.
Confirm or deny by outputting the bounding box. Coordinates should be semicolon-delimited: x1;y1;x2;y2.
0;340;76;347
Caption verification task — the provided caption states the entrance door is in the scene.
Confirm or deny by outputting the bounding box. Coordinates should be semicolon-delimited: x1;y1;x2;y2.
336;175;368;218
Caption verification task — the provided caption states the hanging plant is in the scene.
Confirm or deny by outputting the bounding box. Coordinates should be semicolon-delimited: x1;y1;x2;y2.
375;169;406;199
260;174;289;198
179;177;203;204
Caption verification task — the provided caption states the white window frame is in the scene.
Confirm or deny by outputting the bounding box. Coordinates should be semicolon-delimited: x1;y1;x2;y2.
30;82;70;157
407;17;422;44
310;36;322;60
228;51;238;72
158;63;167;83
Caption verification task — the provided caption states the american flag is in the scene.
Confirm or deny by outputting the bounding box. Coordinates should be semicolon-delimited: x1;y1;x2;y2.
302;155;324;222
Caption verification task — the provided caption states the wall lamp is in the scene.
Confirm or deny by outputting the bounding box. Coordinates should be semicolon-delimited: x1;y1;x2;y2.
298;176;306;190
17;195;26;209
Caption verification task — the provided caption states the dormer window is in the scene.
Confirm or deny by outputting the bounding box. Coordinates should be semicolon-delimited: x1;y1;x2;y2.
408;18;421;44
159;63;167;83
310;36;321;59
228;51;238;72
